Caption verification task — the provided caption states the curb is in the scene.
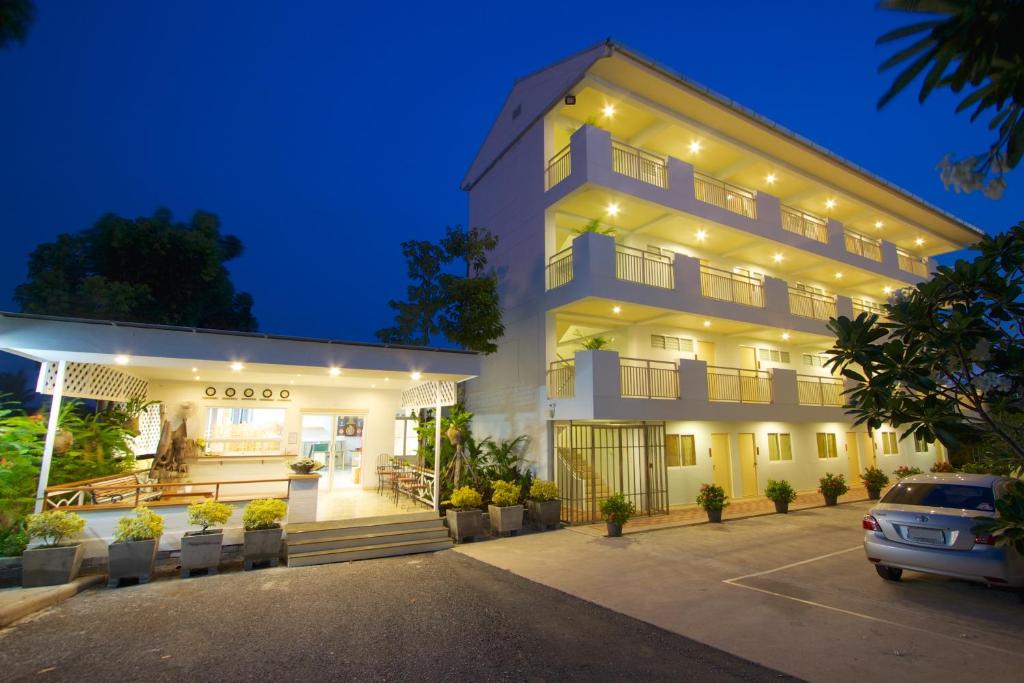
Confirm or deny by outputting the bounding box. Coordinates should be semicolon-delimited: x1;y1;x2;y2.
0;575;104;629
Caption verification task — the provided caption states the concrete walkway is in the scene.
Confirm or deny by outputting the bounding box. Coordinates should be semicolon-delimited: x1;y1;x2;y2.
0;575;104;628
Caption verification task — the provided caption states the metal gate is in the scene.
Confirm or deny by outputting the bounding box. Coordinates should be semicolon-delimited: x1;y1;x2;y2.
553;421;668;524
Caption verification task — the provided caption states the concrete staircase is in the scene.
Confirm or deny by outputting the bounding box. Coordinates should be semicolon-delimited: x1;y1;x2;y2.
286;510;452;567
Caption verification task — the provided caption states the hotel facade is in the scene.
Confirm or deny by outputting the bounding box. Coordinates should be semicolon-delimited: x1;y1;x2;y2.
462;41;983;523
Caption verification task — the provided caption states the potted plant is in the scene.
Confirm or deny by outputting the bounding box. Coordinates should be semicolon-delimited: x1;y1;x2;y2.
818;473;849;506
893;465;924;479
930;461;955;473
488;480;524;536
764;480;797;514
599;493;636;537
22;510;86;587
445;486;483;543
860;466;890;500
527;479;561;531
107;506;164;587
288;457;323;475
242;498;287;570
696;483;729;522
180;500;233;577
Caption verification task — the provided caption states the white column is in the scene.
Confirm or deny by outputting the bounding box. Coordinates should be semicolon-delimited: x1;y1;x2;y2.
433;384;442;511
34;360;67;514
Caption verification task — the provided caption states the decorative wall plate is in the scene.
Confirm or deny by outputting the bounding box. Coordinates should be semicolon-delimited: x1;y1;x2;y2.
262;389;273;398
225;387;236;398
280;389;290;399
204;387;216;397
243;388;255;398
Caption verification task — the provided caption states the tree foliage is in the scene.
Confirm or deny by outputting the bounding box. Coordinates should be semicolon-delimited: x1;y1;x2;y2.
877;0;1024;197
0;0;34;48
376;226;504;353
826;223;1024;469
15;208;258;331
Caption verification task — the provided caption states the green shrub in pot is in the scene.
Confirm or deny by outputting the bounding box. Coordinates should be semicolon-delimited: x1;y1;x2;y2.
22;510;86;587
488;480;524;536
527;479;561;531
764;480;797;514
599;493;636;537
180;500;233;578
860;467;890;500
446;486;483;543
696;483;729;522
818;473;849;506
108;506;164;587
241;498;287;570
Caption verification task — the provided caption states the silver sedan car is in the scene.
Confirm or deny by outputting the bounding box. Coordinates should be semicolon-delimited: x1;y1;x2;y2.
863;473;1024;587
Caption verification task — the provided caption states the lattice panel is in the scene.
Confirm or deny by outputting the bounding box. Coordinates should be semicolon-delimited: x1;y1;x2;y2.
128;403;162;456
37;362;149;401
401;381;457;409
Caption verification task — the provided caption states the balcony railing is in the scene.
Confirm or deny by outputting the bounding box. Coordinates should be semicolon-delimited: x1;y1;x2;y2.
796;375;844;407
547;359;575;398
707;366;772;403
844;230;882;262
788;287;837;321
616;245;673;289
546;246;574;290
693;173;757;218
700;265;765;307
612;140;668;188
852;298;888;319
897;249;929;277
780;205;828;243
546;144;572;190
620;358;679;399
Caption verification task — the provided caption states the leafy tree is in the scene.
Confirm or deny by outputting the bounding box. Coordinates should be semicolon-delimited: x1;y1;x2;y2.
826;223;1024;469
877;0;1024;198
0;369;34;410
15;208;258;331
0;0;34;48
377;226;504;353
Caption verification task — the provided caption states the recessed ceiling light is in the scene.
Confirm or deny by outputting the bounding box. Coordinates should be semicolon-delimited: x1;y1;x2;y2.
328;367;341;377
688;140;701;154
606;202;620;217
765;173;776;185
410;371;422;381
114;355;130;365
602;103;616;118
703;320;711;328
191;367;198;373
914;237;924;246
834;272;843;279
612;305;622;314
782;332;791;341
230;362;244;371
695;229;707;242
371;384;376;389
772;252;784;263
883;286;893;294
825;199;836;210
874;220;884;229
384;377;390;382
289;380;295;385
194;376;200;381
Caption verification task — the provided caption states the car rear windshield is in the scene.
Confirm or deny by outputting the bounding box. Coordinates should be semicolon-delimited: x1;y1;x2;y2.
881;483;996;511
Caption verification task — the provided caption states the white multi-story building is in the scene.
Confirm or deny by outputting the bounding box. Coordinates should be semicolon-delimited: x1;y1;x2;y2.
462;41;983;523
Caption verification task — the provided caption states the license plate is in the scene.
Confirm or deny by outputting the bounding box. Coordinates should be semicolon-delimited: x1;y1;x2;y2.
907;527;944;544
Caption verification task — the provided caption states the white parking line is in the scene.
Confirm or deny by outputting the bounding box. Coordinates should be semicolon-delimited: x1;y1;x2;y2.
723;546;1024;658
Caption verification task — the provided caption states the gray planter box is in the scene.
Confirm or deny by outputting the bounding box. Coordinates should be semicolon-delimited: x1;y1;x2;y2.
107;538;159;587
180;531;223;577
527;499;561;530
22;544;83;588
446;509;483;543
243;527;283;570
488;504;524;536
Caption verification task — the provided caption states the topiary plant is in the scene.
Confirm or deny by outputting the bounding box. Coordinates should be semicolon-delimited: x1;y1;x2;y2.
187;500;233;533
696;483;729;511
25;510;86;547
764;479;797;504
242;499;288;530
529;479;559;502
449;486;483;511
113;506;164;543
490;480;520;507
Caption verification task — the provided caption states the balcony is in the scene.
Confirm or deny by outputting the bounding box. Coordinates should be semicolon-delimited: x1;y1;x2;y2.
780;205;828;243
897;249;929;277
619;357;679;399
844;230;882;262
706;366;772;403
612;140;668;188
852;297;888;319
699;265;765;307
788;287;837;321
547;246;574;289
796;375;844;407
547;359;575;398
546;144;571;190
616;244;673;289
693;173;757;218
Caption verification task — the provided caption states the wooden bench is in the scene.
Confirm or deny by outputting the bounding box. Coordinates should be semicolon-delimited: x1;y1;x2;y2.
90;473;162;505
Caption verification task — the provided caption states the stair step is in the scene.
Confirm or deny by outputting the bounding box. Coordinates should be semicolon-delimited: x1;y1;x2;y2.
288;527;449;553
287;510;438;533
288;537;453;567
287;518;443;542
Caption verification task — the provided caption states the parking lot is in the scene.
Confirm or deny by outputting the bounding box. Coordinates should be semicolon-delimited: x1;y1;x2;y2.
455;501;1024;683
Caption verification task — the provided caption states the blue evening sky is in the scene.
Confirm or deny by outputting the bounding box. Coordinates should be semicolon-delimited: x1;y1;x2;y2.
1;0;1020;359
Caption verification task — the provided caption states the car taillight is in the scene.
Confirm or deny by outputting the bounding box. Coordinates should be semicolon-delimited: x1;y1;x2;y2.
974;534;997;546
862;515;881;531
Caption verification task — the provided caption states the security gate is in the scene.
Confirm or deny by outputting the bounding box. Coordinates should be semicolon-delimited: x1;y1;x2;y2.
553;421;668;524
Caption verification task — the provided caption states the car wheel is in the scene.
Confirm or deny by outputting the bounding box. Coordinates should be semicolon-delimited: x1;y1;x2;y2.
875;565;903;581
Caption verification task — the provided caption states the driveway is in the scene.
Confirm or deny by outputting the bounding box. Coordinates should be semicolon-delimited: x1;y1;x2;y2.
0;550;786;682
455;502;1024;683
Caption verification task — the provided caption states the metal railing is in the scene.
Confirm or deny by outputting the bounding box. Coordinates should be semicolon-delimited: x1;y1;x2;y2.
844;230;882;262
693;173;757;218
546;144;572;190
619;357;679;399
707;366;772;403
797;375;844;407
780;205;828;243
788;287;837;320
44;477;292;510
852;298;888;319
897;249;929;277
699;265;765;307
612;140;668;188
547;359;575;398
546;246;574;289
616;245;673;289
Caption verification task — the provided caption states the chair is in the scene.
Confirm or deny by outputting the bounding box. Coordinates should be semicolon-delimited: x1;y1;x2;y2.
376;453;396;496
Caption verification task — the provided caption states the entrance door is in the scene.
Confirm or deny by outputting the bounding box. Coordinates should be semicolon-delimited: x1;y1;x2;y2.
859;432;877;469
696;341;716;365
710;433;732;497
738;346;758;371
300;413;366;490
846;432;862;482
738;433;758;498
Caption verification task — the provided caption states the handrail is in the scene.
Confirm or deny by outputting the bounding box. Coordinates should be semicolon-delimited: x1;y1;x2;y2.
706;365;772;403
611;139;668;188
693;172;757;218
546;144;572;190
547;359;575;398
44;477;295;510
699;265;765;307
788;287;837;320
896;249;928;277
44;470;146;491
852;298;888;318
619;357;679;399
780;205;828;243
796;374;844;407
615;244;674;289
546;245;574;289
844;230;882;262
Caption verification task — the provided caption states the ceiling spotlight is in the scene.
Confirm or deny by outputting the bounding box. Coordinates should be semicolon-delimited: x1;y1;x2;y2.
191;367;198;373
230;362;244;371
612;305;622;314
410;371;422;381
765;173;776;185
825;199;836;210
915;237;924;246
772;252;784;263
834;272;843;279
688;140;701;154
602;103;616;118
883;286;893;294
606;202;620;217
874;220;884;229
703;320;711;328
371;384;376;389
695;229;707;242
289;380;295;385
194;376;200;381
114;355;130;365
781;332;791;341
328;367;341;377
384;377;390;382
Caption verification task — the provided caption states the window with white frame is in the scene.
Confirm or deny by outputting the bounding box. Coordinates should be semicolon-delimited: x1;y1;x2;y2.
767;433;793;461
651;334;695;353
758;348;791;364
802;353;830;367
666;434;696;467
913;432;930;453
816;432;838;459
393;413;419;457
204;407;286;456
880;431;899;455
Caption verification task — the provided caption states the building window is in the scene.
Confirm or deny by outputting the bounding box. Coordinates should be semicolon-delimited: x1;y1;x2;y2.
802;353;829;367
767;433;793;461
651;334;695;353
666;434;696;467
880;431;899;455
913;433;930;453
204;407;286;456
816;432;838;459
394;413;419;457
758;348;791;364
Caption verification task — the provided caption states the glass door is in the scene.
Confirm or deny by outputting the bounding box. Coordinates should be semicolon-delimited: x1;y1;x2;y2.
300;413;366;491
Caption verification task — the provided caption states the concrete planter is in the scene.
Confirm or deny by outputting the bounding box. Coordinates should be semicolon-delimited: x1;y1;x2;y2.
706;509;723;523
107;539;159;587
773;500;790;514
22;544;83;588
446;509;483;543
243;527;283;570
527;499;561;531
488;505;524;536
180;531;223;577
